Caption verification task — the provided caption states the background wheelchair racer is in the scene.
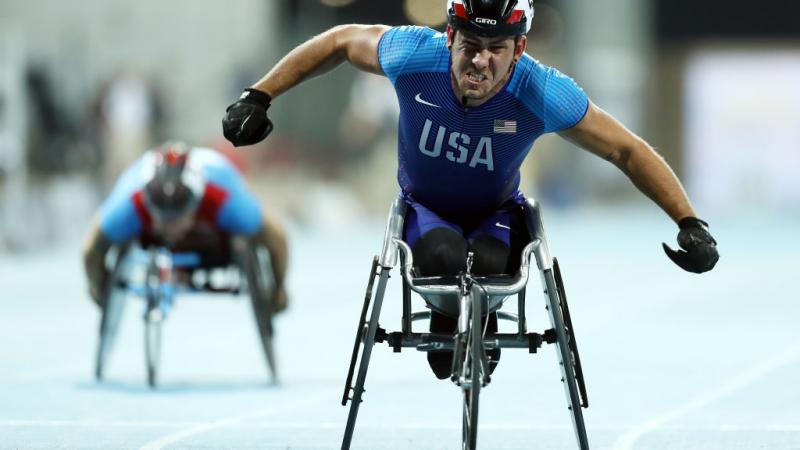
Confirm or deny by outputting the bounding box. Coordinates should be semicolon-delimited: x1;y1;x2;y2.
82;141;289;314
222;0;719;380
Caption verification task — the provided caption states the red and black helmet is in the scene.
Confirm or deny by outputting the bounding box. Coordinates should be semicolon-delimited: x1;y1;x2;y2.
447;0;534;38
143;142;205;222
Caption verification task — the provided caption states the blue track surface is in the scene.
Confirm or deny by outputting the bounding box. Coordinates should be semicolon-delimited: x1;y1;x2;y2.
1;208;798;449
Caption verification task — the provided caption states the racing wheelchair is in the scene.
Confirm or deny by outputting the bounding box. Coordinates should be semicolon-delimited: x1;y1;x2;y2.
93;232;277;387
341;196;590;450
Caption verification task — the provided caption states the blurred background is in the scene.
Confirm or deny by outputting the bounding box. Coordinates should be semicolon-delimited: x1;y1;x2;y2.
2;2;800;449
1;0;798;251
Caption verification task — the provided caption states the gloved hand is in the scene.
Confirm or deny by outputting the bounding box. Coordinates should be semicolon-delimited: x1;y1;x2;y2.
662;217;719;273
222;88;274;147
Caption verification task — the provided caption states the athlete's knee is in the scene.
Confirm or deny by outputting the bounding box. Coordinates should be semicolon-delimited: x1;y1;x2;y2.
412;227;467;276
469;235;511;275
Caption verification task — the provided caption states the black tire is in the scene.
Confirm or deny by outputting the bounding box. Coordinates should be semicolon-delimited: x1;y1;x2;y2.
144;307;161;388
462;292;482;450
95;247;129;381
245;246;278;381
143;252;163;389
553;258;588;408
462;358;480;450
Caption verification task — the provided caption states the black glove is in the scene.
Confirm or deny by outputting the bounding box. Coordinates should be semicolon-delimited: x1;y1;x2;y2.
222;88;274;147
662;217;719;274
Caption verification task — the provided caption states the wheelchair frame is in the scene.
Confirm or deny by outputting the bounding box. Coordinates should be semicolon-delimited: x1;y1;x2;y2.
93;237;278;387
340;196;590;450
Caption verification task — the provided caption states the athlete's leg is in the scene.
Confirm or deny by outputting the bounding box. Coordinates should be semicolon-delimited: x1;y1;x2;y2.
465;206;528;374
404;200;468;379
414;229;464;379
469;235;510;275
403;199;466;274
467;205;528;275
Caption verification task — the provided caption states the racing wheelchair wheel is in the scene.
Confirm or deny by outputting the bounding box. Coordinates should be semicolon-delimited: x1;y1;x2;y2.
143;254;164;388
144;304;162;388
95;246;129;381
244;245;278;382
553;258;588;408
461;290;483;450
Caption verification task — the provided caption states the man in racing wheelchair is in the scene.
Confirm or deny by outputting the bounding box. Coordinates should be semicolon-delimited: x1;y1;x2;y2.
82;141;289;316
221;0;718;377
221;0;719;446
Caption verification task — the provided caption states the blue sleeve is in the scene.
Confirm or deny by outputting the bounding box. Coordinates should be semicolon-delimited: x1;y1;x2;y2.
199;151;263;235
378;26;446;84
99;157;146;243
542;67;589;133
99;199;142;243
217;183;263;235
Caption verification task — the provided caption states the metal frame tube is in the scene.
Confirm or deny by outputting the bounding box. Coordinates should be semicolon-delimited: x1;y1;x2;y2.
343;195;590;449
379;197;406;269
341;268;391;450
541;269;589;449
395;239;538;296
391;332;541;351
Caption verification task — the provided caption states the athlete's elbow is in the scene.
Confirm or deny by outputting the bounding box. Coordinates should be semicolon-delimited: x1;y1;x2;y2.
603;145;631;171
330;24;364;52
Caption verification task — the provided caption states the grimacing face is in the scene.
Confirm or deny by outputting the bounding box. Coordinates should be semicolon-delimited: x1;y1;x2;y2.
446;26;527;107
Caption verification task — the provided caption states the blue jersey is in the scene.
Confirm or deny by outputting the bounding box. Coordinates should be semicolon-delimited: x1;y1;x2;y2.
99;147;263;243
378;26;589;218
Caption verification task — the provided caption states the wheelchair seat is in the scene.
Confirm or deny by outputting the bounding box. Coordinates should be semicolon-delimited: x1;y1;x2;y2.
410;273;516;319
411;274;515;287
138;223;234;270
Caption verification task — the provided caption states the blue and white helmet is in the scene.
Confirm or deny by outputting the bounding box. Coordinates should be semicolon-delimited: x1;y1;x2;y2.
447;0;534;37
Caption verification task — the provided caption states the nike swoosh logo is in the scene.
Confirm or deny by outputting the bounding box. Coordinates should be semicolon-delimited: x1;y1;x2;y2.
414;93;441;108
495;222;511;230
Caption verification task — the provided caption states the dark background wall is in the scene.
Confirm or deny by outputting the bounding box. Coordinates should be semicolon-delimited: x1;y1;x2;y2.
655;0;800;40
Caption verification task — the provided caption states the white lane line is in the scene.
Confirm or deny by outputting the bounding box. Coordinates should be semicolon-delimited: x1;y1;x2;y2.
0;420;194;427
4;419;800;432
612;347;800;450
138;391;330;450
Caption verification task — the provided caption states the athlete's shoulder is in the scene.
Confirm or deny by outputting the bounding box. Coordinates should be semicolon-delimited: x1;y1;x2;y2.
518;53;553;80
382;25;440;41
98;153;155;242
378;25;448;82
507;54;588;132
107;151;156;201
188;147;231;168
506;54;551;100
188;147;246;196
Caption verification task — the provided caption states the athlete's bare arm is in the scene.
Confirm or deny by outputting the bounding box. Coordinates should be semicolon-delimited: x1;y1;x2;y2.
559;101;696;223
252;24;390;99
253;211;289;307
82;215;113;305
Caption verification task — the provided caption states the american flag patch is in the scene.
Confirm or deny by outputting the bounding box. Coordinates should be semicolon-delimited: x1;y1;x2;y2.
493;120;517;134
